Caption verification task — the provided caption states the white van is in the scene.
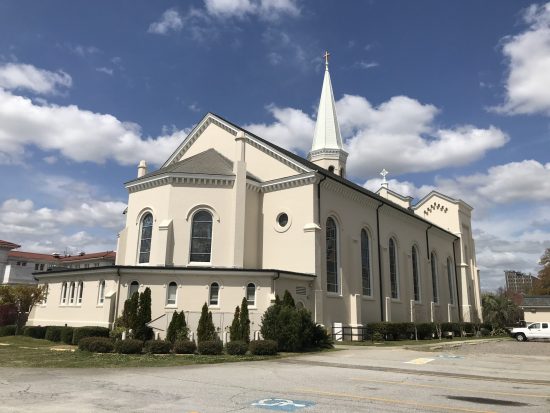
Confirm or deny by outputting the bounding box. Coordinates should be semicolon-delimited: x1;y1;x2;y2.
510;322;550;341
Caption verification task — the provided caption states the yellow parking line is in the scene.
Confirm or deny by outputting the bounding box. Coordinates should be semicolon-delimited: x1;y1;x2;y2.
350;377;550;399
296;388;496;413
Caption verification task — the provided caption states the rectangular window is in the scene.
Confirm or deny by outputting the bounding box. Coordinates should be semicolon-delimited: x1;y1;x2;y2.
39;264;44;271
34;263;39;270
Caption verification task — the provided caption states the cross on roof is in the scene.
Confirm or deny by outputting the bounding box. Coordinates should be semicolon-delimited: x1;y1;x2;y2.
380;168;389;182
324;51;330;68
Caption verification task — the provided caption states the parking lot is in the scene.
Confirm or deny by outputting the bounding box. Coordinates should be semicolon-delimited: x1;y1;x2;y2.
1;339;550;412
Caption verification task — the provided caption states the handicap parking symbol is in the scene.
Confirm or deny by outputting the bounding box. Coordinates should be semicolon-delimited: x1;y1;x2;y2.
251;398;314;411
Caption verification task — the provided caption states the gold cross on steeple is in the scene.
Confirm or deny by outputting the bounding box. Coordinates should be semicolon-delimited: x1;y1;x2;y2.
324;51;330;68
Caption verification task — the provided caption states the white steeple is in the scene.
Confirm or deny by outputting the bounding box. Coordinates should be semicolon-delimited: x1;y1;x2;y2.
308;51;348;177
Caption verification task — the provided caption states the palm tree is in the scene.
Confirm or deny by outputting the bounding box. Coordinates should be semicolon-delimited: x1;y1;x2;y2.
482;293;521;329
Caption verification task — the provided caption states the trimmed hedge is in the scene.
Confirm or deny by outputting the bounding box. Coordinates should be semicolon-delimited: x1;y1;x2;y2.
173;340;196;354
144;340;172;354
60;327;75;344
114;339;143;354
197;339;223;355
22;326;47;339
249;340;278;355
72;326;110;345
45;326;65;342
226;340;248;356
0;325;16;337
78;337;114;353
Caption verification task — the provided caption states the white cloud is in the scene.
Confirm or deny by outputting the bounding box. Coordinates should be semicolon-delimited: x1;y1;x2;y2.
204;0;300;20
0;63;72;95
246;94;508;179
148;9;184;35
245;105;315;153
494;2;550;115
354;61;379;70
0;88;185;166
96;67;114;76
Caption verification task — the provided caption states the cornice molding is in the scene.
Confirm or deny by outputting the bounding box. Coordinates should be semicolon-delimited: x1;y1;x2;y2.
126;173;235;193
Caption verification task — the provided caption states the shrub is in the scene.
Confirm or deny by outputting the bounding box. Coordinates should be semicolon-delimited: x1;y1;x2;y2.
173;339;196;354
60;327;74;344
78;337;114;353
144;340;172;354
229;306;241;342
22;326;47;339
72;326;110;345
372;332;384;342
45;326;64;342
312;324;334;349
134;288;153;341
197;339;223;355
416;323;436;339
226;340;248;355
0;325;16;337
166;311;189;343
441;322;461;337
239;297;250;343
114;339;143;354
249;340;278;356
0;304;17;326
197;303;218;343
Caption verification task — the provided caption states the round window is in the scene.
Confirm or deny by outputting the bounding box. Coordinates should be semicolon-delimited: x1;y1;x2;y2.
277;213;289;227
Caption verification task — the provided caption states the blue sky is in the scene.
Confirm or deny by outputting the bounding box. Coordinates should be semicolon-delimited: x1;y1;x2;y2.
1;0;549;290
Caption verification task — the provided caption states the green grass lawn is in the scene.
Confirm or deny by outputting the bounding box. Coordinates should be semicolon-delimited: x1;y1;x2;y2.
0;336;280;368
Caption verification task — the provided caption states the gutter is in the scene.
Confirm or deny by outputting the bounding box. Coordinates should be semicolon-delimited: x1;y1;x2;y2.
376;202;384;322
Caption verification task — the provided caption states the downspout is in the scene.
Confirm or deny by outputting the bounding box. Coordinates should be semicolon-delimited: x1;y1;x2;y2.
453;237;462;322
113;267;121;329
376;203;384;322
317;174;327;225
425;224;433;258
272;271;281;300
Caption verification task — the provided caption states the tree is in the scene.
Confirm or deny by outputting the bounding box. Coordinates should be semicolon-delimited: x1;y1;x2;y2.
531;248;550;295
197;303;217;342
229;306;241;341
167;311;189;343
134;288;153;341
239;297;250;343
121;292;139;333
482;292;522;329
0;285;48;333
282;290;295;308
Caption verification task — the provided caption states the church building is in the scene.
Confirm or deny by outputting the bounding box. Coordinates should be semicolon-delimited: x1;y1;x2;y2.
28;56;482;339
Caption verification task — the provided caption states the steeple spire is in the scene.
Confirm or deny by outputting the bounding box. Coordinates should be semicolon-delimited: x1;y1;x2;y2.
308;51;348;177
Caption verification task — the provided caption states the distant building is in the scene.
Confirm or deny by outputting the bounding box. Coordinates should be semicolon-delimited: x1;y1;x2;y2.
520;296;550;323
2;250;116;285
505;270;538;294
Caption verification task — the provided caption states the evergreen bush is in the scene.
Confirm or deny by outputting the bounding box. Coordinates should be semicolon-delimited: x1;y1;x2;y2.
197;339;223;355
416;323;436;339
229;306;240;342
114;339;143;354
173;339;196;354
72;326;110;345
134;288;153;341
166;311;189;343
0;325;16;337
60;327;74;344
22;326;47;339
197;303;217;342
45;326;64;342
249;340;278;355
226;340;248;355
78;337;114;353
121;292;139;333
239;297;250;343
144;340;172;354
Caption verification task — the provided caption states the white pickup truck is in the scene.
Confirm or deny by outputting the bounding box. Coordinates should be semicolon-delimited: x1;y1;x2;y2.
510;322;550;341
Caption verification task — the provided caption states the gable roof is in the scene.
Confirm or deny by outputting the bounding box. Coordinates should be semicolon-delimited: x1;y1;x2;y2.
0;240;21;250
522;296;550;308
59;251;116;262
413;190;473;211
8;251;53;261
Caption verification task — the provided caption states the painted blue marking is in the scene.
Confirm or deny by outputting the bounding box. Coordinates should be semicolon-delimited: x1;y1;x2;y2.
251;398;315;411
438;354;464;359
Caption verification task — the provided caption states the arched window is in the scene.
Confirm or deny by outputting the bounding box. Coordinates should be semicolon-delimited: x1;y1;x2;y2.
190;210;213;262
209;282;219;306
389;238;399;299
138;213;153;263
129;281;139;298
326;217;339;293
246;283;256;306
77;281;83;305
411;246;421;302
60;282;67;304
447;258;455;305
167;282;177;306
98;280;105;304
69;282;76;304
431;252;439;303
361;229;372;296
